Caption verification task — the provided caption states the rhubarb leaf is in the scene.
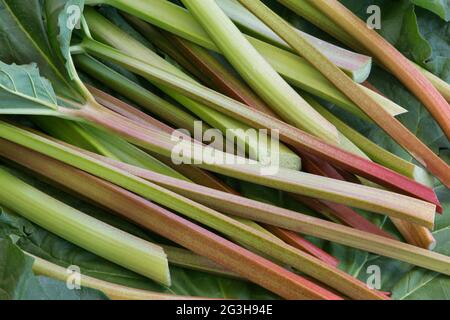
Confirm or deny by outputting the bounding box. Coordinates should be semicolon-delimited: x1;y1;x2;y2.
415;8;450;80
0;0;83;102
0;235;107;300
352;186;450;293
46;0;85;80
410;0;450;21
0;62;59;114
391;228;450;299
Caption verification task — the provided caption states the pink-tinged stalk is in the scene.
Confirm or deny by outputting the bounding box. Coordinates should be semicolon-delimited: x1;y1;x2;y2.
144;32;396;239
265;226;339;267
307;0;450;141
88;86;338;266
0;139;341;300
40;142;450;277
297;155;395;239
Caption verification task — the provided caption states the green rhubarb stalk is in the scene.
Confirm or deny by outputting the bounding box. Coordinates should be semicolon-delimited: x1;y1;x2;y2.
83;9;301;171
75;37;441;210
74;55;204;135
30;254;204;300
27;142;450;277
414;63;450;103
83;0;406;119
181;0;339;144
123;15;278;117
120;16;213;85
238;0;450;189
0;167;170;286
0;138;365;300
277;0;355;47
216;0;372;83
302;0;450;140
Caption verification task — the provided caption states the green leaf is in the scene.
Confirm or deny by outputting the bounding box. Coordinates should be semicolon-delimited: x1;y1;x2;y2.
415;8;450;81
391;228;450;299
0;0;82;101
410;0;450;21
0;61;59;114
0;236;107;300
46;0;85;80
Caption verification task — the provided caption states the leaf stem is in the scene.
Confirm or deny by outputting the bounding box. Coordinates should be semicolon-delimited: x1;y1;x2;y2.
30;254;203;300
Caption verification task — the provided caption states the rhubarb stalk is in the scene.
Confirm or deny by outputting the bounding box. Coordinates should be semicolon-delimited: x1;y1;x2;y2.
238;0;450;188
75;37;441;211
86;0;406;119
82;9;301;171
304;0;450;139
30;254;204;300
216;0;372;83
0;167;171;286
11;138;448;277
1;138;384;299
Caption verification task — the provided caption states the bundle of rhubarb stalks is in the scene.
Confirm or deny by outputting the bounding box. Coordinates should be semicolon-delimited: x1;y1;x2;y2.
0;0;449;300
